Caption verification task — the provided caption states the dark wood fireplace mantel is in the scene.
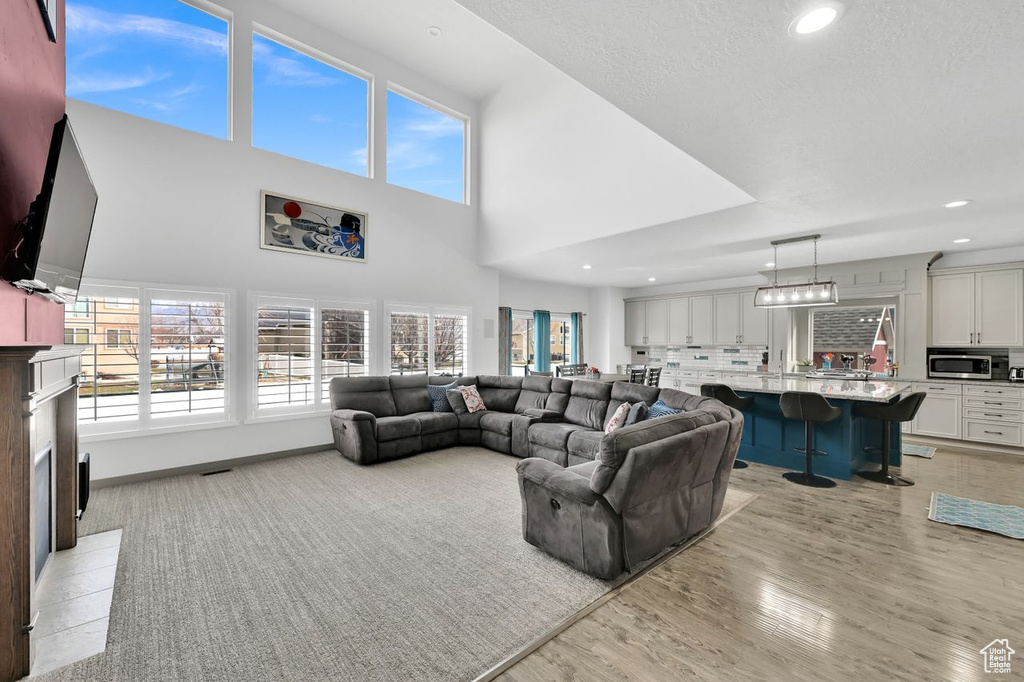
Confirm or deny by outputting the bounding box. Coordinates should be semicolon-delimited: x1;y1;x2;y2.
0;345;84;682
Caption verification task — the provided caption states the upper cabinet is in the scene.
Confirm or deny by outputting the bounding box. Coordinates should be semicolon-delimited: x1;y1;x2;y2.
625;290;768;347
624;299;669;346
930;268;1024;347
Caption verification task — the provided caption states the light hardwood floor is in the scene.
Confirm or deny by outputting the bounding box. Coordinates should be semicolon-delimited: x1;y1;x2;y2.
498;446;1024;682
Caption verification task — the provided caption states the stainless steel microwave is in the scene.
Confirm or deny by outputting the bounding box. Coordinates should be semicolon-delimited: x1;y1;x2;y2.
928;354;992;380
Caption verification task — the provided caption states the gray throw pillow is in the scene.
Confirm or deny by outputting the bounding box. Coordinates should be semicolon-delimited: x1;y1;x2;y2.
446;388;469;415
427;380;457;412
625;401;648;426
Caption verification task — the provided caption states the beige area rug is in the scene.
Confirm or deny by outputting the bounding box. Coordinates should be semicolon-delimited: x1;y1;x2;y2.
39;447;754;682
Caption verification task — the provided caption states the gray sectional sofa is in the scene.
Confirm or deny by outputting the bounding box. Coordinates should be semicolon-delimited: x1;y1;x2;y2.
328;374;742;579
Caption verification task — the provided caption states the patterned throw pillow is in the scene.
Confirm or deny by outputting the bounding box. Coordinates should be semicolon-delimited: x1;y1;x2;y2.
605;402;631;434
427;380;457;412
459;385;487;413
645;399;683;421
625;401;648;426
446;389;469;415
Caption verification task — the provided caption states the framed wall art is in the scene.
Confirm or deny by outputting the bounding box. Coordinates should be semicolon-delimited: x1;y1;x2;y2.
260;191;367;263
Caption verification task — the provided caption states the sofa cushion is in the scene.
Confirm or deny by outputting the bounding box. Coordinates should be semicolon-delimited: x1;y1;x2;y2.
457;411;484;430
409;411;458;435
389;375;431;415
514;375;551;413
567;459;600;479
545;377;572;413
529;422;588;450
459;385;487;413
427;380;457;412
646;399;683;420
625;402;649;426
480;411;516;436
329;377;397;417
567;429;603;461
605;402;631;434
606;381;661;425
564;380;613;430
477;375;522;413
656;387;713;412
376;416;420;442
446;389;468;414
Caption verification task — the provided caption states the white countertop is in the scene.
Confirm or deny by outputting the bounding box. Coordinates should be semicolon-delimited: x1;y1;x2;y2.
713;375;913;403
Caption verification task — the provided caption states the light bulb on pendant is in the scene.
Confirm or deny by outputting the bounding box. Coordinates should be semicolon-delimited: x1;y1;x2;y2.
790;292;799;302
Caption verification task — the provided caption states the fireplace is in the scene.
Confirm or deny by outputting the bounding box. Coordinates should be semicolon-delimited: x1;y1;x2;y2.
34;444;53;580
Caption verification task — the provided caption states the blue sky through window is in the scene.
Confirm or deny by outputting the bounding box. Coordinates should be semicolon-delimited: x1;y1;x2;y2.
252;34;369;176
387;91;466;204
66;0;229;139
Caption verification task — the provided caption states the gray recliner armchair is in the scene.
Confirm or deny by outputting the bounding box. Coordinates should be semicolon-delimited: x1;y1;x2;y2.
516;406;742;580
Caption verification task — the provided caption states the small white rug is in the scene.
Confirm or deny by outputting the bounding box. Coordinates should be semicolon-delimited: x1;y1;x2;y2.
903;443;936;459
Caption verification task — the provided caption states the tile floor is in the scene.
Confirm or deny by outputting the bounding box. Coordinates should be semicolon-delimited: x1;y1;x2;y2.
30;529;122;677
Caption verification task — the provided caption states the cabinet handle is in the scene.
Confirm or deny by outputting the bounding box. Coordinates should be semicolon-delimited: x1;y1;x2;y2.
983;401;1005;405
983;413;1005;418
984;430;1003;435
970;332;974;343
983;390;1004;394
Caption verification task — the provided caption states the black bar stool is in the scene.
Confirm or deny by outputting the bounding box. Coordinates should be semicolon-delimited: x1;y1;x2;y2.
853;392;926;487
779;392;841;488
701;384;751;469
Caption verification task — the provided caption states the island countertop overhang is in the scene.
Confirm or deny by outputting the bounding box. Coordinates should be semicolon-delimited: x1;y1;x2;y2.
708;376;913;403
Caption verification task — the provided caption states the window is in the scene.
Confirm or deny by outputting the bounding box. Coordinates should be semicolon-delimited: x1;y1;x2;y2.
150;296;227;418
66;0;230;139
433;313;468;377
320;305;370;400
808;304;897;371
65;291;142;425
256;300;314;410
106;298;134;309
386;88;467;203
389;309;430;375
551;314;571;367
511;314;534;376
105;328;133;348
66;302;90;319
252;32;370;176
387;305;469;376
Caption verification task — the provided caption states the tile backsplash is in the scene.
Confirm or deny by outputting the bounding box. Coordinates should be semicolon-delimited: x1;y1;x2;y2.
636;346;768;371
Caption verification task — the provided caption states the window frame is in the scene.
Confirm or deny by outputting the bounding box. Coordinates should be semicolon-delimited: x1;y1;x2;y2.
251;25;374;178
385;302;471;377
385;82;471;205
72;281;234;439
65;327;89;345
65;0;233;140
248;293;377;421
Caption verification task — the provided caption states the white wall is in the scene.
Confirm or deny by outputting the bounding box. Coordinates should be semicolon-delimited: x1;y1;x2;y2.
70;0;499;480
587;286;630;373
477;61;752;267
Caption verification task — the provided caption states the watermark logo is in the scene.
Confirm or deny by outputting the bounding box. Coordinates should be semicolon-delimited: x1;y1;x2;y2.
980;639;1014;674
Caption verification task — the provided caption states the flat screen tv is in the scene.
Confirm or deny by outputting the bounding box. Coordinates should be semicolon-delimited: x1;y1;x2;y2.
2;115;97;304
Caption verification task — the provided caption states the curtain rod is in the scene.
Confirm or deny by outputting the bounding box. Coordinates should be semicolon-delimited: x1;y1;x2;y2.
508;308;587;316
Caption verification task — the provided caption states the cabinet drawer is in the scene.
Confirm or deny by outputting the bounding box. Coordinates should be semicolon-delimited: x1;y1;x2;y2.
963;420;1024;446
963;396;1024;411
963;407;1024;424
963;385;1024;398
912;382;962;394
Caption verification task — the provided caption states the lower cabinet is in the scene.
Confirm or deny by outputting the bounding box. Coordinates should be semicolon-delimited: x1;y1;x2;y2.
911;383;963;440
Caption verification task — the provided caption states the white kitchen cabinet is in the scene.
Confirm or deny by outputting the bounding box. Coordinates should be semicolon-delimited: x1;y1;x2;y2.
930;268;1024;347
974;269;1024;347
645;299;669;345
714;294;742;345
911;383;962;439
625;301;647;346
689;295;715;345
668;298;690;344
740;291;769;346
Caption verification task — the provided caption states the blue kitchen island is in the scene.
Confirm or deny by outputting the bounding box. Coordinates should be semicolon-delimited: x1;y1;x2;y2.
709;376;913;480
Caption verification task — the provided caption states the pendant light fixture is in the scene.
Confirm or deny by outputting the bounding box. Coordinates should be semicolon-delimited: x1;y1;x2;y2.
754;234;839;308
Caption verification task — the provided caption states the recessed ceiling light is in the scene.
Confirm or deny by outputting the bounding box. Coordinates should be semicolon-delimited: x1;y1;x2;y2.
944;200;971;208
953;238;972;244
582;264;592;270
765;262;775;267
789;2;844;35
427;26;442;37
648;277;657;282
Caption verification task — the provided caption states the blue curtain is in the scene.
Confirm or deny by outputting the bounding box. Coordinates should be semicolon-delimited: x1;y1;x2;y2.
498;307;513;375
533;310;551;372
570;312;583;365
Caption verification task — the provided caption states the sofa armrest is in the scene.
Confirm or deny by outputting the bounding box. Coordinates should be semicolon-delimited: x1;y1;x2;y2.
523;408;564;422
332;409;376;423
330;411;378;464
516;457;600;505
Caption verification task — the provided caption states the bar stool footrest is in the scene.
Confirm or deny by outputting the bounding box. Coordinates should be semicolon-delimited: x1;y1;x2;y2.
783;471;837;488
857;470;914;487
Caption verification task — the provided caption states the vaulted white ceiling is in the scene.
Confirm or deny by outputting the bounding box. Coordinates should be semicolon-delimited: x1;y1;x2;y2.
452;0;1024;286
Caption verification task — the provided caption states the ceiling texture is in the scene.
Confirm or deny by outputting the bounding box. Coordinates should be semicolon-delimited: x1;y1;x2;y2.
449;0;1024;287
